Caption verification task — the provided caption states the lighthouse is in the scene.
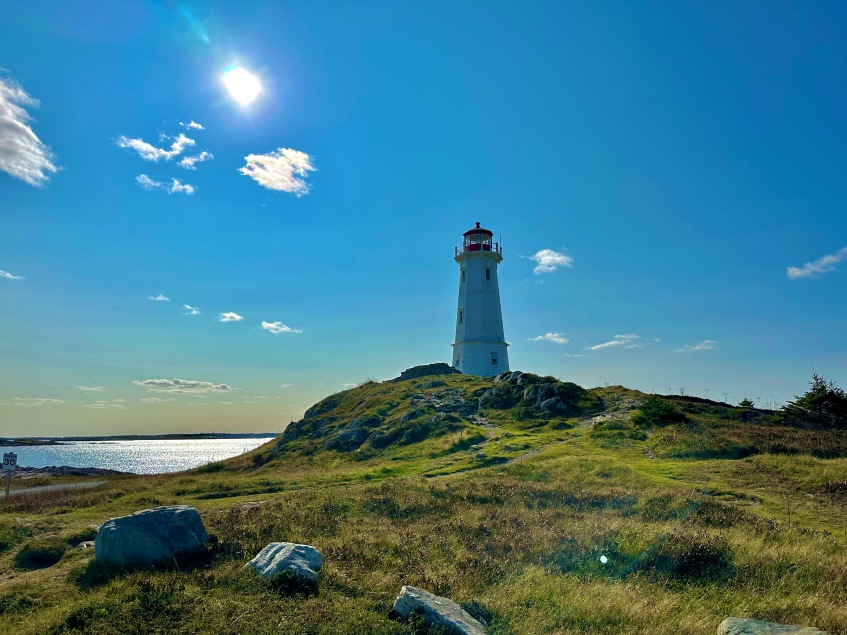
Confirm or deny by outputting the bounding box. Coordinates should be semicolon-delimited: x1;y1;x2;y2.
452;222;510;376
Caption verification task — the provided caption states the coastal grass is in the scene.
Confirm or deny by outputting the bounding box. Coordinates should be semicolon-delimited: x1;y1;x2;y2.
2;375;847;634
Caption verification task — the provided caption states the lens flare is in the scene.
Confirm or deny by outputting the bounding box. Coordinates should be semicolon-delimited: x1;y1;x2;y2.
222;65;261;106
600;555;608;564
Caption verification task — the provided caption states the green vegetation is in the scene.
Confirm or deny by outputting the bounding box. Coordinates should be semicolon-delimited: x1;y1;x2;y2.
1;369;846;634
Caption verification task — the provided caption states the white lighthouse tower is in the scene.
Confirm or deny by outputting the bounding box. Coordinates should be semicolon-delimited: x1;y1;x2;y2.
452;222;510;376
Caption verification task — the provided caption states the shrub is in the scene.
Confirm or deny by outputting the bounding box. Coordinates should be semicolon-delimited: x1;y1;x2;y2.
14;536;67;569
637;531;734;582
631;396;687;427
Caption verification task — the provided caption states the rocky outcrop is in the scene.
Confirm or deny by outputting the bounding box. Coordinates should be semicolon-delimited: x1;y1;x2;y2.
717;617;827;634
94;505;209;567
393;586;487;635
391;363;462;382
482;371;597;417
246;542;324;583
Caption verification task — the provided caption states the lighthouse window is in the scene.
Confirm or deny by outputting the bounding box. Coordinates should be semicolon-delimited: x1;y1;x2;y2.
485;268;491;280
491;352;498;365
458;309;464;323
461;269;466;283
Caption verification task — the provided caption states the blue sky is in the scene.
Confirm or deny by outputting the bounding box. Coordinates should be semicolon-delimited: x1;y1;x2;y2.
1;1;845;436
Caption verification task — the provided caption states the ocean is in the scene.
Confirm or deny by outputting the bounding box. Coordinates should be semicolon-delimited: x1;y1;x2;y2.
0;437;277;475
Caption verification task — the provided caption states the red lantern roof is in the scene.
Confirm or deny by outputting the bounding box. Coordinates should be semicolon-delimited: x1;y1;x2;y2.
463;221;494;237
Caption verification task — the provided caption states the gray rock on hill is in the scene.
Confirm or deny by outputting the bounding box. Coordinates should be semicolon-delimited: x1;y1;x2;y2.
246;542;324;583
393;585;487;635
94;505;209;567
718;617;828;634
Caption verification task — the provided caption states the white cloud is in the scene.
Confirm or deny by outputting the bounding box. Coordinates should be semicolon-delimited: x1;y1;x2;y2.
85;399;125;410
133;379;232;394
239;148;315;195
1;397;64;407
529;332;569;344
787;247;847;280
280;384;294;389
219;312;244;322
135;174;195;194
676;339;717;353
217;401;233;405
178;151;213;170
586;334;641;351
0;269;24;280
149;294;170;302
561;353;584;357
342;383;356;389
180;121;205;130
530;249;573;274
182;304;200;315
75;385;105;392
0;76;59;187
116;133;195;162
261;320;303;334
140;397;176;403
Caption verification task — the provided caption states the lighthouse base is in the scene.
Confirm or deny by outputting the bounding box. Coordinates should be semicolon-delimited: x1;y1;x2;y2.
451;341;510;377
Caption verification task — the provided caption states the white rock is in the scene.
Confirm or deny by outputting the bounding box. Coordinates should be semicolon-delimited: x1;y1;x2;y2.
246;542;324;582
94;505;209;567
393;586;487;635
718;617;828;634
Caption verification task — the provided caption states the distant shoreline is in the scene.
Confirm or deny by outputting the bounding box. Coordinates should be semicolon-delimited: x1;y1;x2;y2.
0;433;278;447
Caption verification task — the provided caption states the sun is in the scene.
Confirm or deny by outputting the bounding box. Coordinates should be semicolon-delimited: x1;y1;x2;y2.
222;65;261;106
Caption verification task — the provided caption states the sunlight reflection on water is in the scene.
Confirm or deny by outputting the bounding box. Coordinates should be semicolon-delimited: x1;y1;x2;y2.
0;438;275;474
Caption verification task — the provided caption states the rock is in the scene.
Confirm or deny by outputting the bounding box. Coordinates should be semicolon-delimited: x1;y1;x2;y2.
246;542;324;583
95;505;209;567
539;397;564;414
400;409;421;422
393;586;487;635
422;380;446;389
75;540;95;550
717;617;828;634
392;363;461;382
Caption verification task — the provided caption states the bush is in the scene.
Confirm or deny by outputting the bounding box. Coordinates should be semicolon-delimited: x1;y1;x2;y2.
631;396;687;427
637;531;734;582
14;536;67;569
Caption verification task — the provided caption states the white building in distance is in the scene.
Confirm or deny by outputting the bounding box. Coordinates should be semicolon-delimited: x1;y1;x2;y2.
451;222;510;376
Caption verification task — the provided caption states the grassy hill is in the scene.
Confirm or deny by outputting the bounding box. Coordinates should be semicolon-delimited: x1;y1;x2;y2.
1;368;846;634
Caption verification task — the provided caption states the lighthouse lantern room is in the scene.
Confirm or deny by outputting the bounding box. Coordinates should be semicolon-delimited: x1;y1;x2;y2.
452;222;510;376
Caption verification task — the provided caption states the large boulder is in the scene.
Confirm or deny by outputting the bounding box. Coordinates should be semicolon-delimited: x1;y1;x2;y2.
95;505;209;567
718;617;827;634
246;542;324;583
393;586;487;635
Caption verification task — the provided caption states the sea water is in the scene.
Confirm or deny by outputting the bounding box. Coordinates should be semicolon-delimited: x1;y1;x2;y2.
0;438;276;475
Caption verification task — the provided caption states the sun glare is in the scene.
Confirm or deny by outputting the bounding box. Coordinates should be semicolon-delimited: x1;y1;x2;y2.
223;65;261;106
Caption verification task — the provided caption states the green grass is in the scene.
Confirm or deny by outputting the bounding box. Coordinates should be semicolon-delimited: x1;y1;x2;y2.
1;373;846;634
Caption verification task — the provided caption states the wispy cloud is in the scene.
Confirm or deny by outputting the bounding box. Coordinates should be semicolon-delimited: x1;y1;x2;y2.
135;174;195;194
0;269;24;280
180;121;205;130
0;75;60;187
182;304;200;315
586;334;641;351
787;247;847;280
529;332;569;344
530;249;573;274
75;385;104;392
1;397;64;407
562;353;584;357
261;321;302;334
178;151;213;170
239;148;316;195
219;312;244;322
85;398;125;410
133;379;232;394
676;339;717;353
149;294;170;302
140;397;176;403
280;384;293;389
116;133;195;162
